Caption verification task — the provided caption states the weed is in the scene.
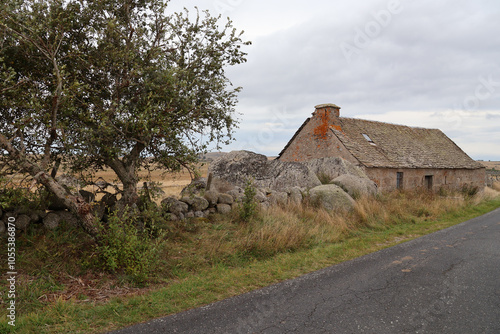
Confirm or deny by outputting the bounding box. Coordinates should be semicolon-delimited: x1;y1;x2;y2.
93;208;167;283
461;184;479;199
239;179;257;221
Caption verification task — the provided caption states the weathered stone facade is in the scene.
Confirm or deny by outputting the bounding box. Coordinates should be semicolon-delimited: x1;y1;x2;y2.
278;104;485;192
364;167;486;192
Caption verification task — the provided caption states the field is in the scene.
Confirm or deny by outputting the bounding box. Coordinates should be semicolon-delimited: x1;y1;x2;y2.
479;160;500;170
91;163;209;199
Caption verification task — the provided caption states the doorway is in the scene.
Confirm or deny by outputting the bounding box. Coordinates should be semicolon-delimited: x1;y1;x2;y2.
425;175;433;190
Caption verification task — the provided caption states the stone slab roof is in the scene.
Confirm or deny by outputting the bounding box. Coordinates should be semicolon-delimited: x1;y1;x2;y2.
333;117;483;169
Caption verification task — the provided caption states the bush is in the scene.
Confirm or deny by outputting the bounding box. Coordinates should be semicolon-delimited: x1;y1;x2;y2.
94;207;166;283
461;184;479;199
240;179;257;221
0;177;46;213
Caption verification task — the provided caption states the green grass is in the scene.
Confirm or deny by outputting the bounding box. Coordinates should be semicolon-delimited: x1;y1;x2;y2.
1;192;500;333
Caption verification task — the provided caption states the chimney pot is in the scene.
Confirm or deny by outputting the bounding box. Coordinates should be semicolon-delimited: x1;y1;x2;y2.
314;103;340;117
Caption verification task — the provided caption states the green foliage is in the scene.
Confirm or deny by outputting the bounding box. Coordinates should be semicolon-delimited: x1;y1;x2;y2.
240;179;257;221
94;208;166;283
0;0;250;215
461;184;479;199
0;177;45;212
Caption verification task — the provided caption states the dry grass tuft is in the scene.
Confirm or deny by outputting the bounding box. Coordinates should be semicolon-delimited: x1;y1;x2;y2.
491;181;500;192
178;189;492;264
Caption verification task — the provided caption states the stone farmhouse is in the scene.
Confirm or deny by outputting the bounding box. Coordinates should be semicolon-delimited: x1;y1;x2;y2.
278;104;485;192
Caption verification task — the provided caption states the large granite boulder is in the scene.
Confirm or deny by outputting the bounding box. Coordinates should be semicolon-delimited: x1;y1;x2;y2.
332;174;377;199
308;184;355;212
305;157;367;183
161;197;189;216
208;150;321;192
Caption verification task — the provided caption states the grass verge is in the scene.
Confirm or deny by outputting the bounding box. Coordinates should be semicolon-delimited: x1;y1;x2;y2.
1;190;500;333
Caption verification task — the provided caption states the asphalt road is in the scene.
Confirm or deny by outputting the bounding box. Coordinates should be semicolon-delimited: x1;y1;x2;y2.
112;207;500;334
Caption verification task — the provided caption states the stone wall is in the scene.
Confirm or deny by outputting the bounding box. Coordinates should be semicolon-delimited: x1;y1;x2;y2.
278;106;359;164
364;167;486;192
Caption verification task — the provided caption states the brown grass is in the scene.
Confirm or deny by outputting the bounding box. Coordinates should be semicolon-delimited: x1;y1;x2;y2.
81;163;209;199
491;181;500;192
164;189;479;268
480;160;500;169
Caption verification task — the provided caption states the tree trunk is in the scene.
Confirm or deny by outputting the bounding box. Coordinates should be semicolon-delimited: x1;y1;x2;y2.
106;157;139;214
0;134;99;241
35;169;99;240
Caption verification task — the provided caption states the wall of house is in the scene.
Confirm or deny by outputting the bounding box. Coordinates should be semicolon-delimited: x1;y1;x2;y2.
364;167;486;192
279;107;360;165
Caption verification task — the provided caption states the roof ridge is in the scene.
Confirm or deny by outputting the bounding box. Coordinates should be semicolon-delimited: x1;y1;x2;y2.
339;116;440;131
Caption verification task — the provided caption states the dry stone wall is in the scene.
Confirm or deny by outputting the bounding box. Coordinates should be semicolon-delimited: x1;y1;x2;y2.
1;151;381;235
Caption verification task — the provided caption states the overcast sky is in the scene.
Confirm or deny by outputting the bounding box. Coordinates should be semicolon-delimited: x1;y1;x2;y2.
169;0;500;160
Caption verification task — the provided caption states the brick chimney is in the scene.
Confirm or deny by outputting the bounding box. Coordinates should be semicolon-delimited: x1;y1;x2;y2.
313;103;340;117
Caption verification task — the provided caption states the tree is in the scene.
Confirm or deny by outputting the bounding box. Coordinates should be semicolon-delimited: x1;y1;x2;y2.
0;0;249;238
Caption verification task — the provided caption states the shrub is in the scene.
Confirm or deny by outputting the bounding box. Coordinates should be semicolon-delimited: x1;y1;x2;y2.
0;177;46;212
240;179;257;221
461;184;479;199
94;207;166;283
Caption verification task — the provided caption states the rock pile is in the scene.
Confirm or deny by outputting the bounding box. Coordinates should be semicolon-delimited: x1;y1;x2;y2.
161;185;307;220
162;150;378;218
1;150;380;234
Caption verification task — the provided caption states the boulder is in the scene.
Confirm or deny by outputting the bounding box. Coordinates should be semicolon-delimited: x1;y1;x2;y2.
29;210;45;224
226;188;244;202
204;190;220;206
287;187;303;205
268;191;288;206
191;197;209;211
332;174;377;198
308;184;355;212
185;211;195;218
210;177;237;193
208;150;269;187
194;211;205;218
15;214;31;231
218;193;234;205
43;212;61;230
0;220;5;234
161;197;189;216
180;197;194;206
254;190;267;203
180;178;207;197
305;157;368;183
208;150;321;192
267;160;321;191
216;203;232;214
57;211;79;227
168;213;179;221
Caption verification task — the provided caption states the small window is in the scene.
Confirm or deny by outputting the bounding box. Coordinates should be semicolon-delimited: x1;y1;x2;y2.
362;133;376;145
397;172;404;189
